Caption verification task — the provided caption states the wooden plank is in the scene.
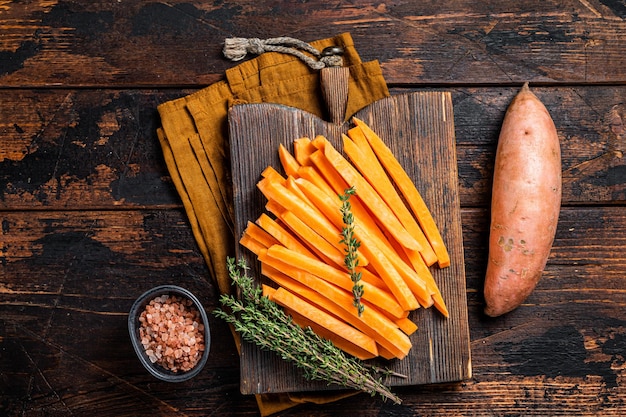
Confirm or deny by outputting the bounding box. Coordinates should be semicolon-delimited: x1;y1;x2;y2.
2;86;624;210
0;89;186;210
229;92;471;394
13;204;624;311
1;1;625;87
1;206;625;414
0;209;257;415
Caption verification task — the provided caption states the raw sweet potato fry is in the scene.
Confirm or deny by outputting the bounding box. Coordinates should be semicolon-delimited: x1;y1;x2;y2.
320;187;435;309
293;137;317;166
279;210;347;268
295;165;391;250
311;134;327;150
353;117;450;268
259;259;411;359
395;316;418;336
321;136;422;252
261;165;286;183
294;176;382;259
343;131;437;266
260;269;379;359
257;177;347;256
286;176;369;266
262;263;408;356
287;309;378;360
256;213;312;258
269;286;379;358
264;244;406;320
278;143;300;177
296;165;336;198
309;150;350;195
239;233;267;256
239;119;452;363
294;176;421;311
243;221;280;249
264;198;285;218
261;267;380;360
398;241;449;317
284;176;315;209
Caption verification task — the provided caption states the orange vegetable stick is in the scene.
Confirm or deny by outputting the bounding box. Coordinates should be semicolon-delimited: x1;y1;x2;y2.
284;175;315;208
311;134;327;150
321;136;422;252
296;164;391;251
284;176;369;266
309;149;350;194
257;177;346;256
376;344;397;360
280;210;348;268
293;137;317;166
296;165;336;198
239;233;267;256
368;227;434;308
343;132;438;266
260;260;411;359
262;278;378;357
243;221;280;249
287;309;377;360
399;243;449;317
356;267;389;291
261;265;381;360
355;225;421;311
262;283;277;298
264;198;285;218
261;165;286;183
256;213;313;258
264;244;406;320
278;143;300;177
294;177;420;311
395;316;418;336
353;117;451;268
269;286;379;358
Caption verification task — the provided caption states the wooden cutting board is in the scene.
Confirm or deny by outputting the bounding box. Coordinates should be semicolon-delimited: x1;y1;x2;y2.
228;91;471;395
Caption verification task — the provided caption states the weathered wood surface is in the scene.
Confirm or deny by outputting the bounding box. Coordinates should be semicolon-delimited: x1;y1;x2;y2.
3;87;624;208
1;0;626;416
2;1;626;86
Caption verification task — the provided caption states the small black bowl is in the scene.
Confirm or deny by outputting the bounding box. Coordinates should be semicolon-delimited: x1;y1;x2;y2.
128;285;211;382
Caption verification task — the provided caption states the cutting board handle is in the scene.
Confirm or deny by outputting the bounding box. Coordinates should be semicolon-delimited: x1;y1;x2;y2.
319;46;349;124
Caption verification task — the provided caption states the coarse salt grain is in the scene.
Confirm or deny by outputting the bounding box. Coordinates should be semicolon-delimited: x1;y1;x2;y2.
138;294;205;373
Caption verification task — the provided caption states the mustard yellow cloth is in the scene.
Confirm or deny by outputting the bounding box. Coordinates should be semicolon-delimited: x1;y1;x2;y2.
157;32;389;416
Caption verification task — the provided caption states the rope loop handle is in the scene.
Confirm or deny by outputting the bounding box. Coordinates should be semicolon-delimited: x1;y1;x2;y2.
223;37;343;69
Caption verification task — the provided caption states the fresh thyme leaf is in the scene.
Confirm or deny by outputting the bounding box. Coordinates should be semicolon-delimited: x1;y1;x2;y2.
339;186;365;316
213;257;401;404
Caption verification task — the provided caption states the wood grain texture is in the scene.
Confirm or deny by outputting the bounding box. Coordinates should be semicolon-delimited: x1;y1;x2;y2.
1;1;626;86
1;0;626;415
2;207;625;415
229;92;470;394
3;87;623;210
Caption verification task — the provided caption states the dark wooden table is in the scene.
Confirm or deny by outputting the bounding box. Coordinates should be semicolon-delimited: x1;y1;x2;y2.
2;1;625;416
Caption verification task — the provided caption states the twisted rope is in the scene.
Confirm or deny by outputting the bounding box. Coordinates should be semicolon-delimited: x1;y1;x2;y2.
223;37;343;69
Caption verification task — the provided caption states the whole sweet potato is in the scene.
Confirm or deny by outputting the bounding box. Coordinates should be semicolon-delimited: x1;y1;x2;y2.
484;83;562;317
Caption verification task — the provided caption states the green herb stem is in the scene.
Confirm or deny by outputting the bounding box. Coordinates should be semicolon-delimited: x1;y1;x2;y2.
339;186;365;316
213;258;401;404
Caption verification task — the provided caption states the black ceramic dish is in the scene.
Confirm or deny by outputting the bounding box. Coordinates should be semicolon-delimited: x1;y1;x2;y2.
128;285;210;382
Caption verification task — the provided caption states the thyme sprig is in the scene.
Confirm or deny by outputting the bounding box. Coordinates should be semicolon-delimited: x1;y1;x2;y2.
339;186;364;316
214;257;401;404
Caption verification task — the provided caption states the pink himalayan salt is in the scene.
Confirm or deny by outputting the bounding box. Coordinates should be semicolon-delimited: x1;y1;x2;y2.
138;294;205;373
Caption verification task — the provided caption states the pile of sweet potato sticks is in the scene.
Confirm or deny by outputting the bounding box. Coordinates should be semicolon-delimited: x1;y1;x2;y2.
239;118;450;361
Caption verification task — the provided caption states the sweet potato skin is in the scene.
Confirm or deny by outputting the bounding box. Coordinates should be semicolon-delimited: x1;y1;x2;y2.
484;83;562;317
